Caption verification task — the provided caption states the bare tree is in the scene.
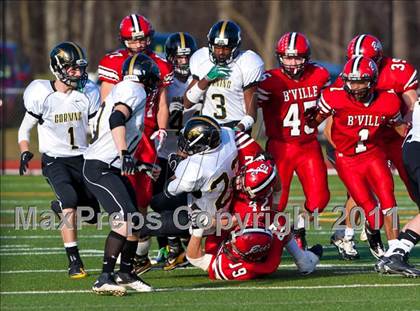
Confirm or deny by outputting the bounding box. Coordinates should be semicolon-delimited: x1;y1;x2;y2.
393;1;408;59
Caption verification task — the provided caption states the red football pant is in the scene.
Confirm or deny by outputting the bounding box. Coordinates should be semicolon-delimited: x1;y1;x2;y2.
380;136;416;202
127;127;157;210
335;150;396;230
267;139;330;213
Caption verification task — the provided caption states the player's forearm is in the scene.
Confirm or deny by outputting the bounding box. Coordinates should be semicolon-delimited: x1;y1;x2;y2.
323;116;335;147
18;141;30;153
402;89;418;123
186;235;204;259
157;90;169;129
111;126;128;154
394;123;409;137
184;80;206;109
100;81;115;102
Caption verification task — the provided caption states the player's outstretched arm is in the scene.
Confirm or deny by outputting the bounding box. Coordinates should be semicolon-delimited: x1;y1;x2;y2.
17;113;38;175
401;89;418;122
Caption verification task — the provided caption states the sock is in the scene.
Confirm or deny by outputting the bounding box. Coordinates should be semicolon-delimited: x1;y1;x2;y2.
286;238;305;263
64;241;81;265
136;237;151;257
387;239;399;251
102;231;126;273
120;240;138;273
296;214;306;230
344;227;354;241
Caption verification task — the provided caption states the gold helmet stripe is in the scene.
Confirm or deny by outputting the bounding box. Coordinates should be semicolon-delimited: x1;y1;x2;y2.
128;53;139;75
179;32;186;49
68;42;83;60
219;21;228;38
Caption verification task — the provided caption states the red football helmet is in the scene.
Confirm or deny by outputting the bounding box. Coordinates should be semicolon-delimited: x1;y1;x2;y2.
346;34;383;64
119;14;154;50
237;158;277;200
276;32;311;78
341;56;378;102
225;219;273;262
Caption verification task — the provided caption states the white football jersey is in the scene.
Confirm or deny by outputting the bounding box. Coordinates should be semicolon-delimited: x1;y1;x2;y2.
84;80;147;168
167;128;238;234
159;75;202;159
407;98;420;142
189;47;264;124
23;79;100;157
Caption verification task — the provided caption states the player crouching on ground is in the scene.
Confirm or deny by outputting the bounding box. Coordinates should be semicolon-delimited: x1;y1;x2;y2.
186;158;323;280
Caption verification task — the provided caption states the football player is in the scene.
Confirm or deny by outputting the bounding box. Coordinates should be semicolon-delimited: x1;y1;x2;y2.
330;34;418;259
152;32;200;270
186;158;323;280
375;99;420;277
184;20;264;132
97;13;173;274
18;42;100;279
84;54;161;296
258;32;331;249
307;56;408;260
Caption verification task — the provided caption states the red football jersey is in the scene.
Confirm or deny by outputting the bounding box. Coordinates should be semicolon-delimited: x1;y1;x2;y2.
98;48;174;130
318;88;402;156
208;236;285;280
258;63;330;143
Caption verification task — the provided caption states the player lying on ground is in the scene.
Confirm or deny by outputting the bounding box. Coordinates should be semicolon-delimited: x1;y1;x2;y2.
186;158;323;280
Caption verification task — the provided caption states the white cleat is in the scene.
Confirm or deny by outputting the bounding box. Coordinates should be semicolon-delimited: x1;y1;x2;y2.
115;271;154;292
92;273;127;296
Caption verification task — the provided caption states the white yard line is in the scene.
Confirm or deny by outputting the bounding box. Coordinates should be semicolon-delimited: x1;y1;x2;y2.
1;283;419;295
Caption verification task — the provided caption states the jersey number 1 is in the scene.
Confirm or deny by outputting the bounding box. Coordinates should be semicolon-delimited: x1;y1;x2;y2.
68;127;79;149
355;128;369;154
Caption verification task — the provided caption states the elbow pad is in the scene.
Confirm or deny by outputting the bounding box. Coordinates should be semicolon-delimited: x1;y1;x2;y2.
109;110;126;130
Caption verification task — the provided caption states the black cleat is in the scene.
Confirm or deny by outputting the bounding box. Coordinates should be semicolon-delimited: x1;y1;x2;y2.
375;253;420;278
68;261;88;279
92;272;126;296
364;224;385;259
308;244;323;259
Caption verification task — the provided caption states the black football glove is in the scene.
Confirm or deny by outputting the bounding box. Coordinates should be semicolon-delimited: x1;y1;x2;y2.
120;150;137;175
168;153;185;172
304;105;320;127
19;151;34;175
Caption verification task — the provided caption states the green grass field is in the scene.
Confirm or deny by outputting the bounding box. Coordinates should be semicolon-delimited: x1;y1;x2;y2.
1;175;419;311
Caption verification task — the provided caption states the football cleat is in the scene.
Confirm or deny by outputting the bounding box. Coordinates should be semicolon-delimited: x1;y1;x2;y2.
68;261;88;279
115;271;154;292
92;272;127;296
296;244;322;275
364;225;385;259
163;251;189;271
151;247;169;265
133;255;152;275
359;224;368;242
293;228;308;250
330;232;360;260
375;253;420;278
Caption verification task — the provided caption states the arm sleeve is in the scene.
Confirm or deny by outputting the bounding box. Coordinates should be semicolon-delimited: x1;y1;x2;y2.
18;113;38;143
87;82;101;118
317;92;333;117
242;51;265;89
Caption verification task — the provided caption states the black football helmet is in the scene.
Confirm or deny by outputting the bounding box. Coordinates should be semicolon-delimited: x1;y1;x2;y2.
49;41;88;89
122;53;161;96
178;115;221;155
207;20;241;65
165;32;198;76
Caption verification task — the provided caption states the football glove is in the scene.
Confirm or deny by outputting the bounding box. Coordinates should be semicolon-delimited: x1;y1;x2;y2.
304;105;320;127
19;151;34;175
205;65;231;81
169;101;184;115
168;153;185;172
150;129;167;152
120;150;136;175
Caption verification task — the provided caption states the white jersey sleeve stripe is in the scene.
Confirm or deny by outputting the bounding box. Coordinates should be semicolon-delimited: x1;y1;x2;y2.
404;70;418;91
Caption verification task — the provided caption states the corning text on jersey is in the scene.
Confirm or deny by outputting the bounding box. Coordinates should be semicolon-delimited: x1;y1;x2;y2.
283;86;318;101
211;79;232;88
347;115;381;126
54;112;82;123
